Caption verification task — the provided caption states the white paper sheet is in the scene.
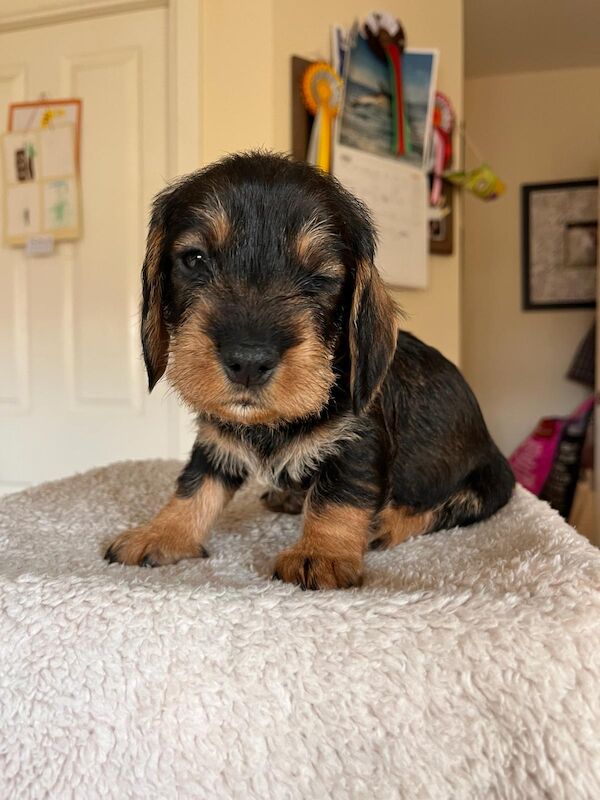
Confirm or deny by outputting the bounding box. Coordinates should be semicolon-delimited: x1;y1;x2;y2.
39;126;76;178
42;177;79;231
333;143;428;288
6;183;40;238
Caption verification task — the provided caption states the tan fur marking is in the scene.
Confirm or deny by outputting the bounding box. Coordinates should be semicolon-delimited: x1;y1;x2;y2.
168;302;335;426
145;225;164;282
167;304;234;416
301;504;371;560
349;259;399;406
172;231;208;251
264;329;334;423
348;258;368;383
371;505;434;549
295;218;333;263
445;489;483;517
142;225;169;381
194;199;230;248
105;477;231;566
274;502;371;589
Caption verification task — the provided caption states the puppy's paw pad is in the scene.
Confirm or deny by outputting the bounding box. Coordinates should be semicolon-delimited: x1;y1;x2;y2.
273;549;363;590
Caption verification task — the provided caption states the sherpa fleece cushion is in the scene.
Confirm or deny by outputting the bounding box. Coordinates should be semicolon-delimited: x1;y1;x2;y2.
1;460;600;799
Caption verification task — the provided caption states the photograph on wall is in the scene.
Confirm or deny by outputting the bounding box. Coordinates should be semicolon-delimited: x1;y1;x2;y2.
522;180;597;309
338;27;438;169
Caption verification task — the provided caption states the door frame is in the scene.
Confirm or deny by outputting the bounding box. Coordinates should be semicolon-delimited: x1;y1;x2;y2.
0;0;202;459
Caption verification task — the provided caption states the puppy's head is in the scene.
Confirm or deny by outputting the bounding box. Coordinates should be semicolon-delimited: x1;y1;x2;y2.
141;152;397;424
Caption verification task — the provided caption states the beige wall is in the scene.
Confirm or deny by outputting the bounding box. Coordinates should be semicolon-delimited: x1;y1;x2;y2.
201;0;464;363
463;67;598;456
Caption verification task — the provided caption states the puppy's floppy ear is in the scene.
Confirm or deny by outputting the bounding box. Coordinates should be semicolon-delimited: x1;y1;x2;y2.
349;257;398;414
330;179;399;413
141;204;169;392
327;178;399;412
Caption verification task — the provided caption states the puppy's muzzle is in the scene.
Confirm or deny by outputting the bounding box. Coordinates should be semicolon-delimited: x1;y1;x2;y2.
220;342;278;388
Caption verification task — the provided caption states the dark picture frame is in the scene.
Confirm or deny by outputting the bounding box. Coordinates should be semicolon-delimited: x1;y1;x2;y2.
522;179;598;310
428;179;454;256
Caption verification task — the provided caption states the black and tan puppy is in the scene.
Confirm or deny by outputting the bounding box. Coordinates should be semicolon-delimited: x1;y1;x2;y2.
105;152;515;589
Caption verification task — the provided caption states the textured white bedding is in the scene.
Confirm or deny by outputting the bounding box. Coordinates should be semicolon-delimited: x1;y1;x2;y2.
1;460;600;799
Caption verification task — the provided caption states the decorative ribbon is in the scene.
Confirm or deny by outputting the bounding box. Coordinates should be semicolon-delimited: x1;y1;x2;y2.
363;12;409;157
301;62;342;173
431;92;455;205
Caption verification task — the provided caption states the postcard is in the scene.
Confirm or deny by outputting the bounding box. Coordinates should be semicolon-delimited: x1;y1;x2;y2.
338;28;438;170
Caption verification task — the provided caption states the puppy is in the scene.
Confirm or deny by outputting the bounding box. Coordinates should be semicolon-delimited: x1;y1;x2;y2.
105;152;515;589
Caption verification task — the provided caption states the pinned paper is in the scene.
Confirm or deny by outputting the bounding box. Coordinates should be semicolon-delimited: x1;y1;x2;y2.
6;183;40;239
25;235;55;257
2;124;80;245
334;144;428;288
9;99;82;164
39;126;76;178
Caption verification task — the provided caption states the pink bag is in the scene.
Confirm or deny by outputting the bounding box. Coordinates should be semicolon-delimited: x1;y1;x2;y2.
509;396;594;496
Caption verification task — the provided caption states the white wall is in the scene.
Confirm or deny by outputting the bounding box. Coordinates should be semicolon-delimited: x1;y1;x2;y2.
463;67;598;455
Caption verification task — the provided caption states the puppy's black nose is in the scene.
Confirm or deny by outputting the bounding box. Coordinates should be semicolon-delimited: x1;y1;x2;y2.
220;343;278;387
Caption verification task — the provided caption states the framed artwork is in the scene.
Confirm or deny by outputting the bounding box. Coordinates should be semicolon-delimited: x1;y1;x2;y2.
522;179;598;310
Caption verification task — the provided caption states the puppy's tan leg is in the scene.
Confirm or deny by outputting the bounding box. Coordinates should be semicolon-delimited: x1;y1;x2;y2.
105;477;232;567
368;505;434;551
273;501;371;590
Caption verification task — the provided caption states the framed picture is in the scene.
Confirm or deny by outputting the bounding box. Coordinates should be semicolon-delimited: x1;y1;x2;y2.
522;179;598;310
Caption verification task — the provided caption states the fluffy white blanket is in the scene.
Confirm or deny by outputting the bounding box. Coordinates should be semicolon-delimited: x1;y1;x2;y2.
1;460;600;799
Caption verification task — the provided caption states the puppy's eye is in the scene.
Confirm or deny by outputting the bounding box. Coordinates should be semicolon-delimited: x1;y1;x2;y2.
179;250;208;273
300;273;340;295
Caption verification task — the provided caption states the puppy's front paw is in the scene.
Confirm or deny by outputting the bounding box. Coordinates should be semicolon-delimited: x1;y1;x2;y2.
273;549;363;590
104;526;208;567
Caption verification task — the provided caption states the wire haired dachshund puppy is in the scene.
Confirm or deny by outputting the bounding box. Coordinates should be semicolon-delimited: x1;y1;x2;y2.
105;151;515;590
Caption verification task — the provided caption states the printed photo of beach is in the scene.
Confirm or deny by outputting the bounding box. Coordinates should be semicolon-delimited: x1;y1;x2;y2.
338;31;438;169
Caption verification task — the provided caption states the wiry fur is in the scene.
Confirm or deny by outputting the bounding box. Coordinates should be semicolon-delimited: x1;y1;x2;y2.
106;151;515;589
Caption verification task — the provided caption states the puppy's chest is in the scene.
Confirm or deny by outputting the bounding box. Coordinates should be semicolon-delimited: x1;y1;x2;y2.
198;417;358;488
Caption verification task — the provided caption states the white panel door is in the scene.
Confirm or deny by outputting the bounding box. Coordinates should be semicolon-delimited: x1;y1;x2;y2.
0;6;179;494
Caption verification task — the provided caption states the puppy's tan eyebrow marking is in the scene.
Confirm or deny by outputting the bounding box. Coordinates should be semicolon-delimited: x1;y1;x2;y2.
294;217;344;276
295;217;332;261
191;199;231;248
173;230;208;251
